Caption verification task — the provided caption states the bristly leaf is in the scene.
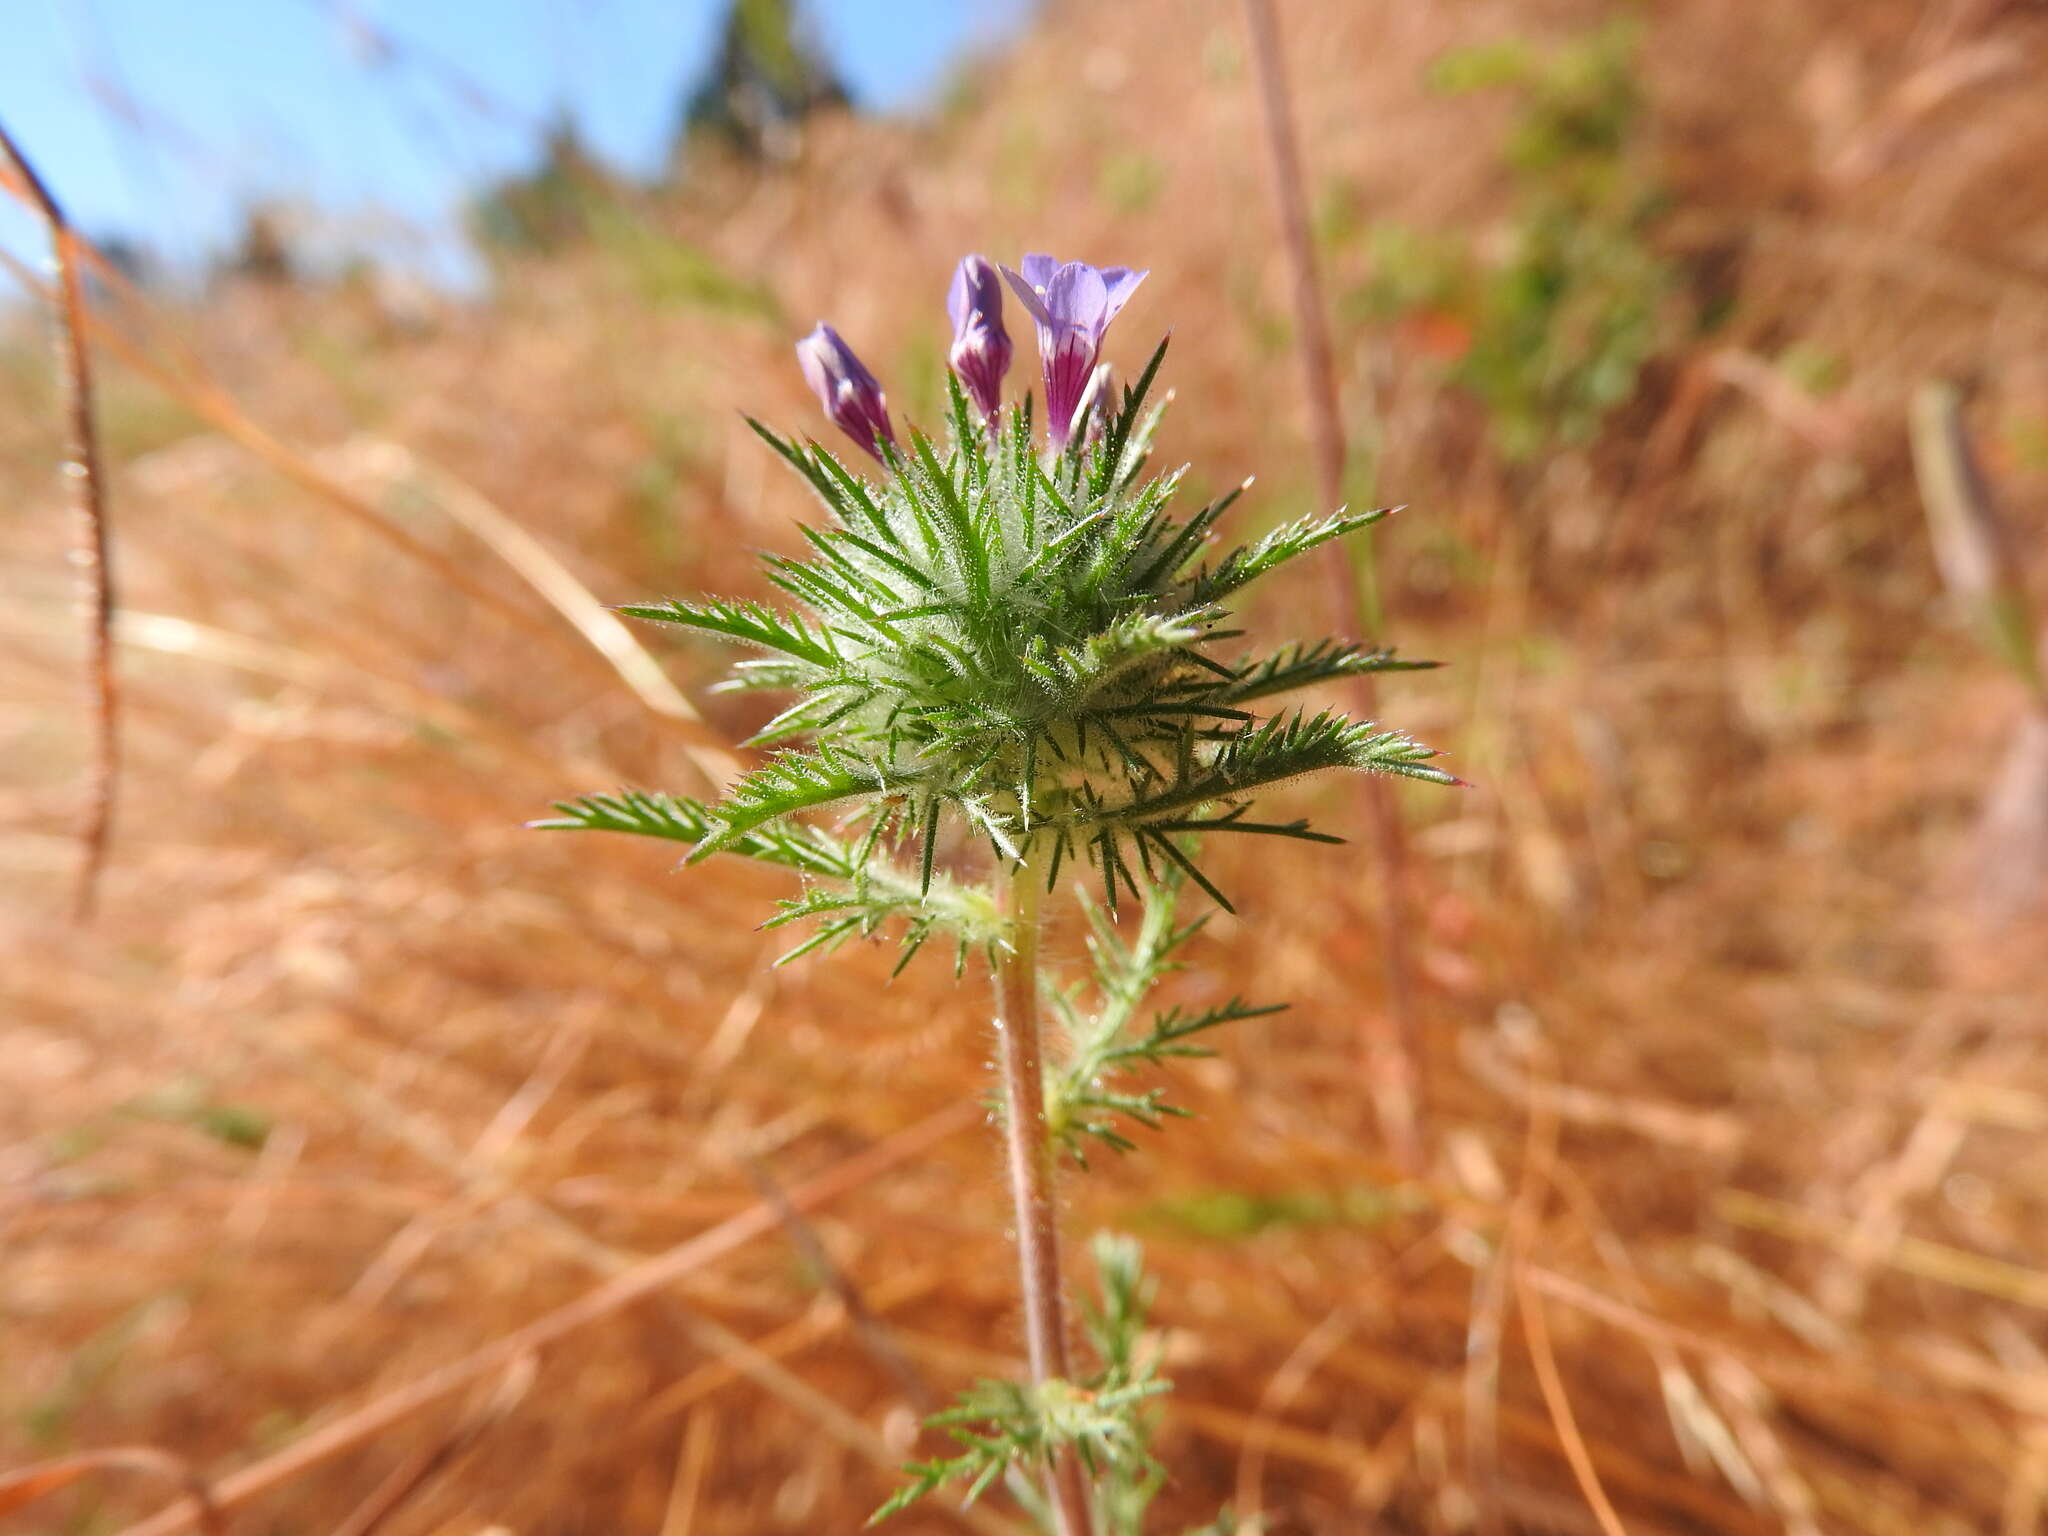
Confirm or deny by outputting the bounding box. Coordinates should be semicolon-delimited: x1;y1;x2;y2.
536;791;998;969
1092;332;1172;496
1180;506;1396;606
1218;639;1439;706
618;596;840;670
689;746;921;858
1038;872;1284;1164
535;790;847;873
873;1237;1171;1526
533;789;717;845
1080;711;1456;838
744;414;846;512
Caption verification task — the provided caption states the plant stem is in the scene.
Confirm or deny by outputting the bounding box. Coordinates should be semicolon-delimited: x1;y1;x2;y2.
0;121;120;924
992;861;1094;1536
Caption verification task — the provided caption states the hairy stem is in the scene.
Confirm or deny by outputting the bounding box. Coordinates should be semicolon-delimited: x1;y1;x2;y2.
992;862;1094;1536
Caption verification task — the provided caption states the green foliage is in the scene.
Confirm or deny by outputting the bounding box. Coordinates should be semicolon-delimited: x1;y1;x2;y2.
126;1076;272;1151
464;103;793;314
1083;1234;1176;1535
679;0;850;163
1045;873;1281;1164
1777;342;1845;399
1134;1183;1417;1242
2008;413;2048;475
1351;20;1674;459
95;371;204;464
584;204;783;321
22;1303;164;1447
534;790;1000;971
468;120;616;257
544;350;1449;960
872;1235;1172;1531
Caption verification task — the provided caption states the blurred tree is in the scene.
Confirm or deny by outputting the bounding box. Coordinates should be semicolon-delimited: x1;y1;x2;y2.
93;233;157;289
675;0;852;166
84;232;159;303
468;116;618;256
220;202;296;285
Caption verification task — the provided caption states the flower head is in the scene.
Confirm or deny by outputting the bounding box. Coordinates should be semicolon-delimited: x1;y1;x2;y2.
795;323;895;460
947;255;1013;426
564;249;1453;942
1000;254;1148;449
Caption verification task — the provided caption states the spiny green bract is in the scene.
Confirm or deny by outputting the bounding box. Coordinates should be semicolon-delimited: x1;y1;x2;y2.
543;338;1450;939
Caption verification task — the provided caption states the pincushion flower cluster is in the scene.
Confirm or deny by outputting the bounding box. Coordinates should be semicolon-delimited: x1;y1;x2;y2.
799;252;1147;456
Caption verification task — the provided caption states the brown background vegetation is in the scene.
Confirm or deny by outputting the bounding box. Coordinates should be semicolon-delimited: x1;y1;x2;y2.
5;0;2048;1531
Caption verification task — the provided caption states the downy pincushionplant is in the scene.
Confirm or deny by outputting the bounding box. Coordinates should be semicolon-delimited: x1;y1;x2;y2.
538;252;1453;1534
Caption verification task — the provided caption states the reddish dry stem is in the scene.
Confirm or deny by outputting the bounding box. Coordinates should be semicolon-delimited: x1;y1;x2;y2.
0;121;119;924
1240;0;1427;1170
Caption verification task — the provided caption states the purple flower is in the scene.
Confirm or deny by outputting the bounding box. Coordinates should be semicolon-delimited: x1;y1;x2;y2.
999;254;1149;449
946;255;1012;427
795;323;895;460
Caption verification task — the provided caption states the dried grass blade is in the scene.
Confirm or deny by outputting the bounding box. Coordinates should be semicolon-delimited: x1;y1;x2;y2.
0;122;119;922
112;1102;979;1536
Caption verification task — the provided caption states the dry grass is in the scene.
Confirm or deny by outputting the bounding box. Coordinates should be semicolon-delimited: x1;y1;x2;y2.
5;0;2048;1532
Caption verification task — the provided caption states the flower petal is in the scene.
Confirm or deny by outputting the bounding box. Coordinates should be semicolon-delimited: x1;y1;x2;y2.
947;263;972;336
1098;267;1150;326
1043;261;1110;337
795;324;839;402
1000;264;1056;329
1018;252;1059;292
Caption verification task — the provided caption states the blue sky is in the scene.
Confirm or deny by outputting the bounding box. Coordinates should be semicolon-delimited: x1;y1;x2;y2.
0;0;1032;284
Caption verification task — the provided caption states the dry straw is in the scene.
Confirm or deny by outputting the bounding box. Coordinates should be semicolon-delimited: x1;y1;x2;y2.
4;0;2048;1531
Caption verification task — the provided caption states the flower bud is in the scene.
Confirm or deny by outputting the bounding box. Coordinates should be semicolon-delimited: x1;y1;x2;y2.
795;323;895;460
947;254;1013;426
1078;362;1115;450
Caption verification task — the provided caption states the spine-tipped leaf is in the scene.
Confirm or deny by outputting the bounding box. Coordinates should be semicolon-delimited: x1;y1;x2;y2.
619;596;840;670
1180;506;1394;605
1218;639;1439;706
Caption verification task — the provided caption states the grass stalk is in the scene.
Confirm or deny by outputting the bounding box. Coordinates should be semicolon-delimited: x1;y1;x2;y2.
1241;0;1428;1170
0;120;119;922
